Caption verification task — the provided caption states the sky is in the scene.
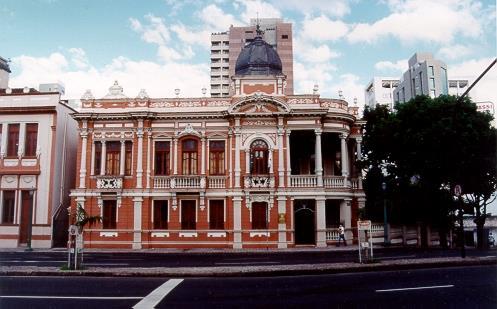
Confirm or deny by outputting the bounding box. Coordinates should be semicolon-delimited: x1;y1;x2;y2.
1;0;495;106
1;0;497;212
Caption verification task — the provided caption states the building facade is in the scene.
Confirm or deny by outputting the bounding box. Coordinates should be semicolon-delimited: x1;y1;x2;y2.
210;18;294;97
0;63;78;248
70;35;364;249
364;77;399;110
393;52;448;103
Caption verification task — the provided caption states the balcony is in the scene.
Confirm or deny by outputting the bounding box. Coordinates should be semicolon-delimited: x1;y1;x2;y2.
208;176;227;188
289;175;317;187
96;176;123;189
153;176;227;189
244;175;274;188
323;176;346;188
0;156;41;175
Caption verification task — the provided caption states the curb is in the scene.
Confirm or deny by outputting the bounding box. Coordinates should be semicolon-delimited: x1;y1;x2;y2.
1;257;495;278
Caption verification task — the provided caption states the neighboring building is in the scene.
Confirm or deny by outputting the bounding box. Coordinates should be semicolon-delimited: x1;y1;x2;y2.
394;52;448;103
210;18;293;97
364;77;399;110
0;57;10;89
448;79;469;97
0;61;78;248
70;34;364;249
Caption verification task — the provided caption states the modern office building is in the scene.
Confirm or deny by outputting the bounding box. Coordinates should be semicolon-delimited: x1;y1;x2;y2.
210;18;293;97
364;77;399;110
0;60;78;248
70;34;364;249
393;52;449;103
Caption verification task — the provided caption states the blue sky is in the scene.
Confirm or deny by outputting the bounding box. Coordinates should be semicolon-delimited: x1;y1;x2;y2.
1;0;496;106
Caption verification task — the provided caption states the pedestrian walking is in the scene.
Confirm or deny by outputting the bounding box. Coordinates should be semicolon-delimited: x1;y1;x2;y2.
338;224;346;246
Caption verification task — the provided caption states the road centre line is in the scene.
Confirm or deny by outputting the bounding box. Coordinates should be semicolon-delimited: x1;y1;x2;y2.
0;260;66;263
0;296;142;300
84;263;130;266
215;261;281;265
133;279;183;309
376;285;454;292
379;255;416;260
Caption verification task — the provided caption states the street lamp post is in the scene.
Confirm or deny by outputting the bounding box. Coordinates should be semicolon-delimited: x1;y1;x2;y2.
25;190;34;252
382;182;390;246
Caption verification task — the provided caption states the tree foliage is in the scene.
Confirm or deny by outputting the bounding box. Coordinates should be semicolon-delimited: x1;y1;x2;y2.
360;95;496;245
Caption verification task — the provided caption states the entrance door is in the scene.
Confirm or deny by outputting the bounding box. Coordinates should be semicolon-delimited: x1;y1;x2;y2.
19;191;33;244
294;200;315;245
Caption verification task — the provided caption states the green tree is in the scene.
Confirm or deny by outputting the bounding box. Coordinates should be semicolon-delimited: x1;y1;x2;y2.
360;95;496;247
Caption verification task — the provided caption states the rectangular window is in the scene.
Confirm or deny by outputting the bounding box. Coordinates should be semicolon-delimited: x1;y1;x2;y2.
282;34;288;39
430;89;436;98
24;123;38;157
153;200;168;229
125;141;132;175
105;141;120;175
154;141;170;175
102;200;117;229
209;200;224;229
419;72;423;95
2;190;16;224
209;141;225;175
181;200;196;230
430;78;435;89
252;202;268;230
182;139;198;175
441;67;448;95
94;142;102;175
412;78;416;96
429;66;434;76
7;124;19;157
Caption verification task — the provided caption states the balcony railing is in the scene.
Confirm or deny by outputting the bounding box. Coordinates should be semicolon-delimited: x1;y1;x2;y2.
96;176;123;189
289;175;317;187
323;176;345;188
208;176;226;188
244;175;274;188
153;176;228;189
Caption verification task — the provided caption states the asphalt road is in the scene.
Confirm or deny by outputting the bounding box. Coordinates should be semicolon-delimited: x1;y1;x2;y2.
0;265;495;308
0;247;495;268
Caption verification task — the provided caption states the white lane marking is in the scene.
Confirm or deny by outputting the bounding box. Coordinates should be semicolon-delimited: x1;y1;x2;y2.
223;257;271;261
84;263;130;266
0;260;67;263
133;279;183;309
215;261;281;265
0;296;142;300
376;285;454;292
379;255;416;260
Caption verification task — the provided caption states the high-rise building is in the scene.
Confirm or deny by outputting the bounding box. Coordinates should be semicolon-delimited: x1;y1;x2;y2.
210;18;293;97
393;52;448;103
364;77;399;110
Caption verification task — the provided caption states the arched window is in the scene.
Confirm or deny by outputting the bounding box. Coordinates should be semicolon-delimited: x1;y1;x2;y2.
250;139;268;174
182;139;198;175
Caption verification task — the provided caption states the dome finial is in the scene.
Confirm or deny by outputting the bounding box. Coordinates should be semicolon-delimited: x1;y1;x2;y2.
256;13;263;36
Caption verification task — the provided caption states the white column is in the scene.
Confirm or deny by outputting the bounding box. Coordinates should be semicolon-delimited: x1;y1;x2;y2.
356;137;362;161
315;129;323;187
277;196;287;248
100;140;106;176
340;133;349;178
278;129;284;188
132;197;143;249
340;199;352;241
79;130;88;189
146;130;152;188
90;141;96;175
228;131;233;188
119;140;126;176
233;196;242;249
245;149;250;174
234;119;241;188
316;198;326;247
0;122;7;157
18;123;26;157
269;149;274;174
136;121;144;188
201;136;206;175
173;137;178;175
285;130;291;186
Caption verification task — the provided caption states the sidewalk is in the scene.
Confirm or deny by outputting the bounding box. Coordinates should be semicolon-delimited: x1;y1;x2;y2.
1;248;495;278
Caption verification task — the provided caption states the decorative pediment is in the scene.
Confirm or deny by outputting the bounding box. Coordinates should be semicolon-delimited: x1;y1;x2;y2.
176;123;202;138
228;93;291;115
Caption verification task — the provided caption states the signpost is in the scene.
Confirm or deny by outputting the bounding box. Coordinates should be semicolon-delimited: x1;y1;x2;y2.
454;185;466;258
357;220;373;263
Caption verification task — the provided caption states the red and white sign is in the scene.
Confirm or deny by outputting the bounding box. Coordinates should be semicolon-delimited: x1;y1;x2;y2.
357;220;372;230
476;102;494;114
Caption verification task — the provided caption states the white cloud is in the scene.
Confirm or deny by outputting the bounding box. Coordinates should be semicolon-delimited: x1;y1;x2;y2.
449;57;497;105
348;0;484;44
198;4;239;31
293;60;337;95
301;15;349;42
272;0;351;17
170;23;211;49
301;45;341;63
374;59;408;72
329;73;366;109
9;52;210;99
438;44;472;60
235;0;281;24
68;48;89;69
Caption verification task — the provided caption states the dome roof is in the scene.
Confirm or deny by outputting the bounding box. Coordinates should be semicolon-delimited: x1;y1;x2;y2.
235;35;282;76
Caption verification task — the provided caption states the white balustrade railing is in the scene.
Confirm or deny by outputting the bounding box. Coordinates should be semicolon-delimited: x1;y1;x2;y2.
289;175;317;187
326;229;340;241
371;224;384;233
208;176;226;188
350;178;359;189
323;176;345;188
153;176;205;189
153;176;170;189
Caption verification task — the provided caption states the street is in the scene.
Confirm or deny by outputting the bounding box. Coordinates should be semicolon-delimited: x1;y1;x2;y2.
0;265;495;308
1;247;495;268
